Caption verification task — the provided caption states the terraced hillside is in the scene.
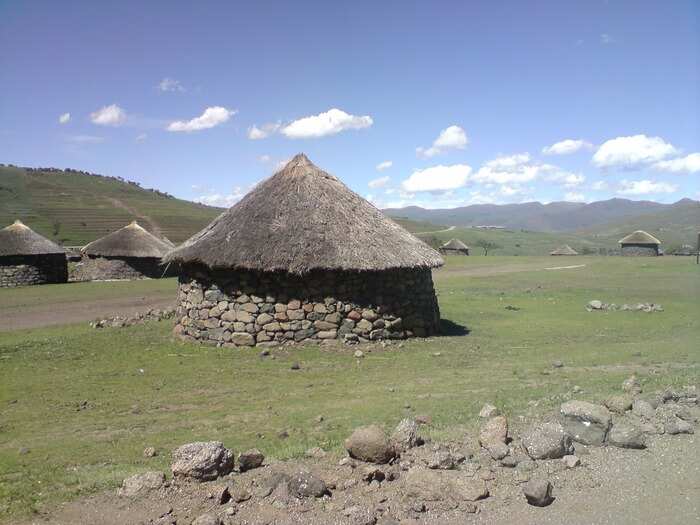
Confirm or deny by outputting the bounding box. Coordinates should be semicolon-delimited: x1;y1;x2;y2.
0;165;222;245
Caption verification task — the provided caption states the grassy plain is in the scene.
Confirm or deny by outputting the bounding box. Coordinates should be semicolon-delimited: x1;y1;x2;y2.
0;256;698;521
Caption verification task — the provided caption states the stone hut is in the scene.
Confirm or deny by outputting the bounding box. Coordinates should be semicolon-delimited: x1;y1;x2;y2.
76;221;172;280
0;220;67;287
550;244;578;256
164;154;444;347
440;238;469;256
619;230;661;257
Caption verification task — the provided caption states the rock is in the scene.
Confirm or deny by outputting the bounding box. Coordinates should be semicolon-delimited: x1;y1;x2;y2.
415;414;432;425
390;418;422;452
428;450;455;470
402;469;488;503
665;417;694;435
230;332;255;346
119;471;165;497
290;362;301;370
212;484;231;504
171;442;234;481
523;479;554;507
354;350;365;358
238;448;264;472
479;416;508;447
562;455;580;468
521;422;574;459
486;442;509;460
632;399;655;420
305;446;327;459
608;423;646;449
191;512;222;525
587;300;603;310
143;446;157;458
560;401;612;445
287;471;328;498
479;403;500;418
500;455;519;468
551;360;564;368
622;375;642;395
605;395;633;414
345;425;396;464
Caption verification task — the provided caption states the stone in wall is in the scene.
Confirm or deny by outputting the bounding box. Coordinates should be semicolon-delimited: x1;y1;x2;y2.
70;256;171;281
621;245;659;257
0;254;68;288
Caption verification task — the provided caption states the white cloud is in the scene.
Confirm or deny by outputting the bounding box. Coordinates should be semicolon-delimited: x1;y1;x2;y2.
564;191;586;202
195;184;258;207
247;122;281;140
417;125;468;158
376;160;393;171
58;113;70;124
591;180;608;191
90;104;127;126
368;176;390;189
281;108;373;139
546;171;586;188
653;153;700;174
542;139;593;155
592;134;678;168
499;185;528;197
157;78;185;92
167;106;235;132
600;33;615;45
135;133;147;142
401;164;472;193
617;179;678;195
258;154;271;163
66;134;104;143
474;153;545;184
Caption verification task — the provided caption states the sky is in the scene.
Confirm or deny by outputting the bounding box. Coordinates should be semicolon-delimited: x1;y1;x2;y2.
0;0;698;209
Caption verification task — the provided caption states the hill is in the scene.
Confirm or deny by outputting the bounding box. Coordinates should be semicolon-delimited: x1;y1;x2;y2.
0;165;222;245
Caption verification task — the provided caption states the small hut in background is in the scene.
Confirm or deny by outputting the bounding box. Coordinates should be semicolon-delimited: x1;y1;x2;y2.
441;238;469;256
0;220;67;287
550;244;579;256
74;221;172;280
619;230;661;257
164;154;444;347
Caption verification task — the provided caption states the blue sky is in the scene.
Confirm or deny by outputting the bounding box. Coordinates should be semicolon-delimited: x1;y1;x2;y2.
1;0;698;209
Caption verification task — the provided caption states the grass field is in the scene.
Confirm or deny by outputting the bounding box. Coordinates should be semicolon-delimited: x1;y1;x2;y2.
0;256;698;521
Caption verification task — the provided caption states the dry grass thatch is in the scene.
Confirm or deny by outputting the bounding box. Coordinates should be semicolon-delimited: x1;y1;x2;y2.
82;221;172;258
164;154;444;274
442;238;469;250
0;220;65;256
618;230;661;245
550;244;579;256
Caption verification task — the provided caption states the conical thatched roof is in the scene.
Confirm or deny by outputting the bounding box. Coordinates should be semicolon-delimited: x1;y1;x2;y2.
82;221;172;258
618;230;661;245
550;244;579;256
442;238;469;250
164;154;443;274
0;220;65;256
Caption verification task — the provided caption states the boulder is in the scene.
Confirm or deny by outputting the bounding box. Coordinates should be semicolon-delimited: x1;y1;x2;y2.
560;401;611;445
390;418;422;452
479;416;508;447
522;479;554;507
605;395;633;414
521;422;574;460
345;425;396;464
587;300;603;310
622;376;642;395
171;442;234;481
632;399;655;420
238;448;265;472
119;471;165;497
479;403;500;418
562;455;580;468
608;423;646;449
486;442;509;460
665;417;694;435
192;513;222;525
287;470;328;498
402;469;488;503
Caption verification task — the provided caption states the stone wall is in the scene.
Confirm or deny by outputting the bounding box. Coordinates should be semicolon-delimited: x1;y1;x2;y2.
621;244;659;257
441;249;469;256
70;256;171;281
0;254;68;287
173;266;441;347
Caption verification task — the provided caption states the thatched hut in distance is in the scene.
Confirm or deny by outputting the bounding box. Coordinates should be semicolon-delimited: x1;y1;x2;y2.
0;220;67;287
76;221;172;280
619;230;661;256
441;238;469;256
164;154;443;347
550;245;579;256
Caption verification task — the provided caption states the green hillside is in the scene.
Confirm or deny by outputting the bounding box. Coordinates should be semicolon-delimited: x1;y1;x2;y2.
0;165;222;245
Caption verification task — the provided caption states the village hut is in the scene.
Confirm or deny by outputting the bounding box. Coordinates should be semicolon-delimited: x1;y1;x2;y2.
77;221;172;279
619;230;662;257
0;220;67;287
550;244;579;256
441;238;470;256
164;154;444;347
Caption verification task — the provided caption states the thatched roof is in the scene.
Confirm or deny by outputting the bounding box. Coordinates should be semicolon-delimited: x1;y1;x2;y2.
0;220;65;256
619;230;661;245
164;154;443;273
442;238;469;250
82;221;172;258
550;244;579;256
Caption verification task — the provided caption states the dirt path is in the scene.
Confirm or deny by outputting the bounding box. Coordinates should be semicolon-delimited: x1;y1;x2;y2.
436;260;587;278
105;197;162;237
416;225;457;235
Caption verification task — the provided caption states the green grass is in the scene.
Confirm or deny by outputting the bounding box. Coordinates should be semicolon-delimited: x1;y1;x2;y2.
0;256;698;521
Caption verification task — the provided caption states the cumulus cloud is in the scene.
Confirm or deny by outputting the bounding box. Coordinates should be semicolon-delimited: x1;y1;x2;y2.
474;153;544;184
591;180;609;191
542;138;593;155
135;133;147;142
58;113;70;124
617;179;678;195
167;106;235;132
376;160;393;171
600;33;615;45
157;77;185;92
66;134;104;143
368;176;390;189
653;153;700;174
592;134;678;168
546;171;586;188
417;125;468;158
281;108;373;139
401;164;472;193
248;122;281;140
565;191;586;202
90;104;127;126
258;154;271;163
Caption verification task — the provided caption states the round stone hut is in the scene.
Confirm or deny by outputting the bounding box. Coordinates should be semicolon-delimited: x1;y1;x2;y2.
0;220;67;287
619;230;661;257
77;221;173;280
441;238;469;256
164;154;444;347
550;244;578;256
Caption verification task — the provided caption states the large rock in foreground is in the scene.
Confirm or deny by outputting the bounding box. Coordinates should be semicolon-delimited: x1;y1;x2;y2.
560;401;612;445
119;471;165;497
171;441;234;481
402;469;489;503
523;479;554;507
521;422;574;460
345;425;396;464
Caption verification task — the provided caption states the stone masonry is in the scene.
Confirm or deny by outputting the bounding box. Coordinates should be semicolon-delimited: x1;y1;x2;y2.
621;244;659;257
70;256;170;281
173;266;441;347
0;254;68;287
